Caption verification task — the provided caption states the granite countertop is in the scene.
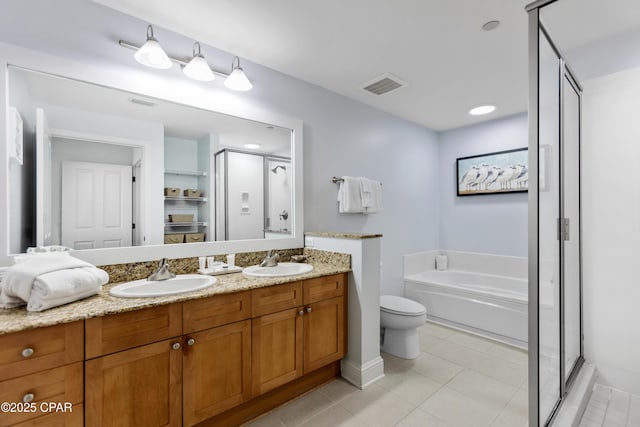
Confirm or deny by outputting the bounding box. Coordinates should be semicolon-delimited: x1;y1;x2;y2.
305;231;383;239
0;262;350;336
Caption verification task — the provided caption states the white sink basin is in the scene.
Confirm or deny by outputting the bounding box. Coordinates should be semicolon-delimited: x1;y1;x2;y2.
109;274;217;298
243;262;313;277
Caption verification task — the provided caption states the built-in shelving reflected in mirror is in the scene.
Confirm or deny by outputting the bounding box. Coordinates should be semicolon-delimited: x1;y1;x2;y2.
7;66;292;253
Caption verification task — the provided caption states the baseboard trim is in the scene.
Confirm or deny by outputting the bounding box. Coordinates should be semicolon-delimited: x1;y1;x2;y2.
341;356;385;389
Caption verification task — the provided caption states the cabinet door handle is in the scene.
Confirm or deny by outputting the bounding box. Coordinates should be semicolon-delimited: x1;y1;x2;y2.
305;307;312;313
298;309;304;316
21;348;34;358
22;393;35;403
171;342;181;350
187;338;195;346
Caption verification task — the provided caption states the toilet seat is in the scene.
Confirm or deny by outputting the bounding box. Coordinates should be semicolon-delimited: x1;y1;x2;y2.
380;295;427;316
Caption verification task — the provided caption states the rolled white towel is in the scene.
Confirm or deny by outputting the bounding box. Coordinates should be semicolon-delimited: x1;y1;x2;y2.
2;253;92;302
32;267;108;300
1;254;108;311
27;268;106;312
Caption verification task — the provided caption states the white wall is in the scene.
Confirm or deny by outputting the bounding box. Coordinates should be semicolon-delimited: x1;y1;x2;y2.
582;66;640;394
438;114;529;257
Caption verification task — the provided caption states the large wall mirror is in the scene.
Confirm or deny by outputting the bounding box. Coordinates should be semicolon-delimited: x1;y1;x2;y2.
1;46;303;265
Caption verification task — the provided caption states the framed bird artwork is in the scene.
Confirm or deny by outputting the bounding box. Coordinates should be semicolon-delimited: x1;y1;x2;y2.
456;147;528;196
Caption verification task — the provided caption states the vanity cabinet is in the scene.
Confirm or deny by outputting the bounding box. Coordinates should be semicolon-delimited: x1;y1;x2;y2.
252;274;346;396
0;321;84;426
3;272;347;427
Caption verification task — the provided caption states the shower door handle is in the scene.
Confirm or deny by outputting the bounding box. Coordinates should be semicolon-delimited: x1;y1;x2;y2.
558;218;570;241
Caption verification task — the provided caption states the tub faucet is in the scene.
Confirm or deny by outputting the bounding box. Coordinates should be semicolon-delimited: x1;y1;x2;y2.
260;250;279;267
148;258;176;281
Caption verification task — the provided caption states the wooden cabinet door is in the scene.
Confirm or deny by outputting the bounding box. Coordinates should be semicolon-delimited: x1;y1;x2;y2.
303;296;345;374
251;308;303;396
85;338;182;427
183;320;252;426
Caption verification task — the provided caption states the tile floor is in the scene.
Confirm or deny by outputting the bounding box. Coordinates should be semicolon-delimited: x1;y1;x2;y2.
579;384;640;427
246;322;528;427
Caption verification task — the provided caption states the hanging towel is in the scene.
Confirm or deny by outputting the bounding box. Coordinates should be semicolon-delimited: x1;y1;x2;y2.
337;176;365;213
1;253;108;311
360;178;382;213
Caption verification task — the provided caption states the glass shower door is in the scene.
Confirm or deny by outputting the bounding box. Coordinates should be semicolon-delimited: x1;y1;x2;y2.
562;73;582;382
529;6;584;425
538;28;561;423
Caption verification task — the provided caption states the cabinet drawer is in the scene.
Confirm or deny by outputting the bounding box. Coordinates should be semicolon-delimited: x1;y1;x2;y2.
303;273;345;305
0;362;83;426
85;304;182;358
183;291;251;334
9;404;83;427
252;282;303;317
0;321;83;381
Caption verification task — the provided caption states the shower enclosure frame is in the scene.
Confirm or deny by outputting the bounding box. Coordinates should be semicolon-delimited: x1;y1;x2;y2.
527;1;585;425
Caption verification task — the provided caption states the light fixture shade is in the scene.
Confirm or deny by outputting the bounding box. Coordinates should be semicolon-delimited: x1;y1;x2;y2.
183;55;215;81
224;57;253;91
183;42;215;81
134;26;171;69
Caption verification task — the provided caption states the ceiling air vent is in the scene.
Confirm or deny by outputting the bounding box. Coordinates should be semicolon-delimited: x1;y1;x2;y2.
362;73;407;95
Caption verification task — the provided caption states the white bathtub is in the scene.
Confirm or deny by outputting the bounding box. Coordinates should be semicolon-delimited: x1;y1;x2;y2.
404;269;528;348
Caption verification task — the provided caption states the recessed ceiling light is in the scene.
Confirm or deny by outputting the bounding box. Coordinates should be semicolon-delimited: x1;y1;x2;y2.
482;20;500;31
469;105;496;115
244;143;260;149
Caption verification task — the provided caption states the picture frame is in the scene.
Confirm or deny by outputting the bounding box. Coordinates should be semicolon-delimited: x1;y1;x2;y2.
456;147;528;196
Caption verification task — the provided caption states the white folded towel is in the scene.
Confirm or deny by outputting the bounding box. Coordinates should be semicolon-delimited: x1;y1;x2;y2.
337;176;365;213
360;178;382;213
1;253;108;311
27;267;107;311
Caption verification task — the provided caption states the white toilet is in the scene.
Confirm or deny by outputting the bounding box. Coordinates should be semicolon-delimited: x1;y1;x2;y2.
380;295;427;359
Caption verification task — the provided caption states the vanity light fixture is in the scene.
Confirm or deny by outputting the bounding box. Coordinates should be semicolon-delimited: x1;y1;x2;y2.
133;25;172;69
244;143;260;149
183;42;215;82
224;57;253;91
469;105;496;115
120;26;253;91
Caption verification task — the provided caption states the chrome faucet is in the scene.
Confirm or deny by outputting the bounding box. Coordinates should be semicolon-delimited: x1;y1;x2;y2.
259;250;279;267
148;258;176;281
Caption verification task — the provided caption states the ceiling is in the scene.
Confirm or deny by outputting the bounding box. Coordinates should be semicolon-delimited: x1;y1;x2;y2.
3;1;638;133
93;0;640;132
94;0;532;131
